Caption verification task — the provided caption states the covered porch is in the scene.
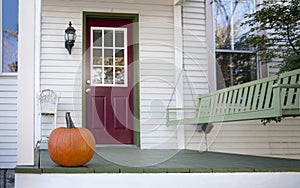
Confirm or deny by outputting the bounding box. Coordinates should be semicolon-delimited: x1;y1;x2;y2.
16;148;300;173
15;148;300;188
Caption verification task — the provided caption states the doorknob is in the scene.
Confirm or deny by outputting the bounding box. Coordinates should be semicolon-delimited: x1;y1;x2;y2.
86;80;91;84
85;88;91;94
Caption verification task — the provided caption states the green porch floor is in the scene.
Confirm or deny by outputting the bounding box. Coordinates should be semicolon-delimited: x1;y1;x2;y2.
15;148;300;173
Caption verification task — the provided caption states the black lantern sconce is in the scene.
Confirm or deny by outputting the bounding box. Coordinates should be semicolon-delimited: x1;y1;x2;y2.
65;21;77;55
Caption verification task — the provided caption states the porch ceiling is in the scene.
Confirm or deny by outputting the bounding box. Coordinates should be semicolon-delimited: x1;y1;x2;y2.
16;148;300;173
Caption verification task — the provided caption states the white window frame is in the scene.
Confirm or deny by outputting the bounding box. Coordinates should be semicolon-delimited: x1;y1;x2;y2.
0;0;2;73
0;0;18;76
90;27;128;87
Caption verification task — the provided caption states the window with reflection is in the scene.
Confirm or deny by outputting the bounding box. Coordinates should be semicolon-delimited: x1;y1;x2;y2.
91;27;127;87
214;0;258;89
1;0;18;73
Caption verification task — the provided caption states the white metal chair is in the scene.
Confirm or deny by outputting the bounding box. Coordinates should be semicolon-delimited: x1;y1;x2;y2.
38;89;59;148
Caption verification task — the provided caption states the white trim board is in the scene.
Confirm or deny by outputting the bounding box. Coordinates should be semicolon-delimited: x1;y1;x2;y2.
16;172;300;188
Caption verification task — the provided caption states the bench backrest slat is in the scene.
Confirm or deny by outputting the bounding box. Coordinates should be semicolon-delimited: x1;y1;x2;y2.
279;69;300;115
196;76;282;124
166;69;300;126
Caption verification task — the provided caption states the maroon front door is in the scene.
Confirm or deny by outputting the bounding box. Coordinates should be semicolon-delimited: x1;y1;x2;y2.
85;18;134;144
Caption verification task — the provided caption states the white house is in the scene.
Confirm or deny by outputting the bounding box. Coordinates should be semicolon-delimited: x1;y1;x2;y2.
0;0;300;187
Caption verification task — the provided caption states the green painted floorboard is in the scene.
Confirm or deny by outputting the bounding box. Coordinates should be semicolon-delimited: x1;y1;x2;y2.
15;148;300;173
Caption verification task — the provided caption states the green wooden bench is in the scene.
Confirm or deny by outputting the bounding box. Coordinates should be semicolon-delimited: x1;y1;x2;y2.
166;68;300;126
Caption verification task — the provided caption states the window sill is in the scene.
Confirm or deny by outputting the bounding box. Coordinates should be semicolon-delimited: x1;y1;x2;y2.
0;72;18;77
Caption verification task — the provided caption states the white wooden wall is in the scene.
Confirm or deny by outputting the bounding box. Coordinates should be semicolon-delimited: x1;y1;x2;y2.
181;0;209;149
182;1;209;108
207;118;300;159
0;76;17;168
41;0;177;149
41;0;83;133
137;3;176;149
182;0;300;159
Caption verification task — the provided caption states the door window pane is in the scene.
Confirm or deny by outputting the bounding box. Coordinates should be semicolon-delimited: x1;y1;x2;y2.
104;49;113;66
104;30;113;47
115;67;125;85
115;31;124;47
115;50;124;66
92;68;103;85
93;49;102;65
104;67;113;84
93;30;102;47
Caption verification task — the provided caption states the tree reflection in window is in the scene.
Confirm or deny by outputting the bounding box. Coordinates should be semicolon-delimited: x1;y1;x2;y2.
214;0;257;88
216;52;257;89
2;0;18;73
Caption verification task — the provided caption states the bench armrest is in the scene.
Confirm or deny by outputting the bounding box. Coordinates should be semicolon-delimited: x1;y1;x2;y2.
166;108;198;126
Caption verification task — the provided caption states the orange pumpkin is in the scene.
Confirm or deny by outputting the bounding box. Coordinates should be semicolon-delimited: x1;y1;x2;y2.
48;112;96;167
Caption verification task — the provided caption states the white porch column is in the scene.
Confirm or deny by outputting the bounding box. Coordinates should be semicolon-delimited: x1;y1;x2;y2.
174;0;184;149
17;0;36;165
206;0;217;91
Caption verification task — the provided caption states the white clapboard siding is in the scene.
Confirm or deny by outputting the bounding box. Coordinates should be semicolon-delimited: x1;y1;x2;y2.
0;76;18;168
185;117;300;159
199;118;298;158
41;0;176;149
181;0;209;146
182;0;209;105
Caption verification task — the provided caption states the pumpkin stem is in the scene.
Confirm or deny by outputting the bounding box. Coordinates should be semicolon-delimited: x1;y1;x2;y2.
66;112;76;128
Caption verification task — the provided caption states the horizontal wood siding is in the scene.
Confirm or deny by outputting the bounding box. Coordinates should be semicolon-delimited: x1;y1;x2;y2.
41;0;176;149
182;0;209;149
0;76;17;168
182;0;209;110
185;112;300;159
195;118;300;159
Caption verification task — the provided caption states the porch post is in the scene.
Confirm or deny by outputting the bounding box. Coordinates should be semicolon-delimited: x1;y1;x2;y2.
174;1;185;149
17;0;36;165
205;0;217;91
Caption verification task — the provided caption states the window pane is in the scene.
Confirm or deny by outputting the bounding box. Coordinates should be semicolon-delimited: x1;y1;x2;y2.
115;30;124;47
104;30;113;47
214;0;254;50
93;49;102;65
93;30;102;47
115;67;125;85
104;49;113;66
92;68;103;85
115;49;124;66
214;1;257;89
233;0;254;50
104;67;113;84
2;0;18;73
216;52;257;89
214;0;231;49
